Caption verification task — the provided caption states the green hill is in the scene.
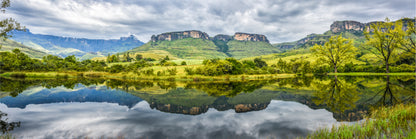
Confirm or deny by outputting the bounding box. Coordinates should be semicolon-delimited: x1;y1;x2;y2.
128;38;228;59
0;38;48;59
227;40;280;59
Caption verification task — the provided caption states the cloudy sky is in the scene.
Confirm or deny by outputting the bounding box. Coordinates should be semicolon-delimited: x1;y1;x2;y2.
5;0;415;43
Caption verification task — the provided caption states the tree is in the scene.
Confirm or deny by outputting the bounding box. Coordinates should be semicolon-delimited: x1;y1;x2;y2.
364;18;406;73
0;0;25;49
400;19;416;71
164;55;170;60
254;58;267;68
106;54;110;63
400;19;416;55
181;61;186;65
135;54;143;61
311;34;357;73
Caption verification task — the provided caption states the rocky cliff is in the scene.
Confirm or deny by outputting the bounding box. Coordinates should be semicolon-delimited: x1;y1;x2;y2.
151;30;209;42
233;32;269;43
330;18;415;34
330;21;367;33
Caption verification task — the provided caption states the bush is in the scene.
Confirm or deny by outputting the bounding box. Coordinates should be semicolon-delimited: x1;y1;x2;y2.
10;73;26;78
108;64;124;73
167;68;177;75
391;64;415;72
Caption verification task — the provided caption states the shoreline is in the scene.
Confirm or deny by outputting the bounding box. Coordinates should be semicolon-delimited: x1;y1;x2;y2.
1;71;415;81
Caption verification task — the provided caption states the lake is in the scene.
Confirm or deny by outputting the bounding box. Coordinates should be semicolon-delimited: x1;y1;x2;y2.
0;76;414;138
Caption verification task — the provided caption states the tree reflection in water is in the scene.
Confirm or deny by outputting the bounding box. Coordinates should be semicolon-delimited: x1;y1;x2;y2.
311;76;361;121
365;75;415;107
0;111;20;134
0;76;414;121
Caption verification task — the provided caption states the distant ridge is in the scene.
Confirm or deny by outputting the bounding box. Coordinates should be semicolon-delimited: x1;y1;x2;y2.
8;29;144;58
127;30;279;59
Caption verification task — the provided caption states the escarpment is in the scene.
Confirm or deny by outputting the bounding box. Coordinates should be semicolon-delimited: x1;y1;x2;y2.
233;32;269;43
151;30;210;42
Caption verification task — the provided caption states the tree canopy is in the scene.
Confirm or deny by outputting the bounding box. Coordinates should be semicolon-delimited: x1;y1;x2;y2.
311;34;358;73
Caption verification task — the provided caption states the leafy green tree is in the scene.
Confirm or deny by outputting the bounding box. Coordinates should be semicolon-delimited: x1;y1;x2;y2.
0;0;24;43
400;19;416;55
181;61;186;65
400;19;416;71
225;58;243;74
311;34;358;73
135;54;143;61
106;54;110;63
364;18;406;73
254;58;267;68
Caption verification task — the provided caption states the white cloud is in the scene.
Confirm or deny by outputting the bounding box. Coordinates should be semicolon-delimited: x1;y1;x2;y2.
6;0;415;43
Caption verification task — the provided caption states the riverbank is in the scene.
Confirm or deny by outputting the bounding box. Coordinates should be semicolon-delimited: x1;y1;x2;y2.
1;71;415;81
0;71;298;81
329;72;416;76
306;103;416;139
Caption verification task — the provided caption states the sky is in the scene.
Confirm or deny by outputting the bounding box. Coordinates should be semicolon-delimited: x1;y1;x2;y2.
5;0;415;43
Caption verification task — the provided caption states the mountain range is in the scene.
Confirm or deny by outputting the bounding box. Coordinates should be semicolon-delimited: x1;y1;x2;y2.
127;31;279;59
2;18;414;60
7;29;144;59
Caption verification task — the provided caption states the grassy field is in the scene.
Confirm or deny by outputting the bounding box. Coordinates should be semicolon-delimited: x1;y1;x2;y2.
306;103;415;139
127;38;228;59
226;40;280;58
241;49;367;66
0;39;48;59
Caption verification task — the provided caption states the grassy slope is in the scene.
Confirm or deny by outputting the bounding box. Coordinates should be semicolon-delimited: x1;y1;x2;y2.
227;40;280;59
0;39;48;59
127;38;228;59
307;104;415;139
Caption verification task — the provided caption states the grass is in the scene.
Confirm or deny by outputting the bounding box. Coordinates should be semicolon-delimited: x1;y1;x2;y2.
226;40;280;59
329;72;416;76
306;103;416;139
0;39;48;59
127;38;228;59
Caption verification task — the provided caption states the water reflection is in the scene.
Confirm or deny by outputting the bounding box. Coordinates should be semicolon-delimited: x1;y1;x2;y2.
0;111;20;134
0;100;335;138
0;76;415;122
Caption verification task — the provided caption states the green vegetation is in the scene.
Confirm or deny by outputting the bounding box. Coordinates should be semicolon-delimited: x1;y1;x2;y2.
364;18;407;73
0;38;48;58
311;34;358;73
307;103;415;139
227;40;280;58
128;38;228;59
0;0;24;40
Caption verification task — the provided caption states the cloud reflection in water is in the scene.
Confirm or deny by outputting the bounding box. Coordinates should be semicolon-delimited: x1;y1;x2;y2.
0;100;336;139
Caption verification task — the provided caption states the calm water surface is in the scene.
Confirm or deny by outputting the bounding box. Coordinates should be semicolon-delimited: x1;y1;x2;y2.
0;76;414;138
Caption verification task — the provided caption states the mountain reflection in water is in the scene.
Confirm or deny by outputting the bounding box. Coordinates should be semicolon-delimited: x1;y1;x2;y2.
0;76;414;138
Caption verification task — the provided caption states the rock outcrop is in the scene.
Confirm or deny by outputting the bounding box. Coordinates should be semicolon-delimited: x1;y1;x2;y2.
233;32;269;43
151;30;209;42
330;18;415;34
150;31;270;44
330;21;367;33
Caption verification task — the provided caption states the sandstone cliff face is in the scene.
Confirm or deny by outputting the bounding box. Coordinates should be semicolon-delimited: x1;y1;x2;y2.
150;31;270;44
329;19;415;33
330;21;366;33
151;30;209;42
233;32;269;43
